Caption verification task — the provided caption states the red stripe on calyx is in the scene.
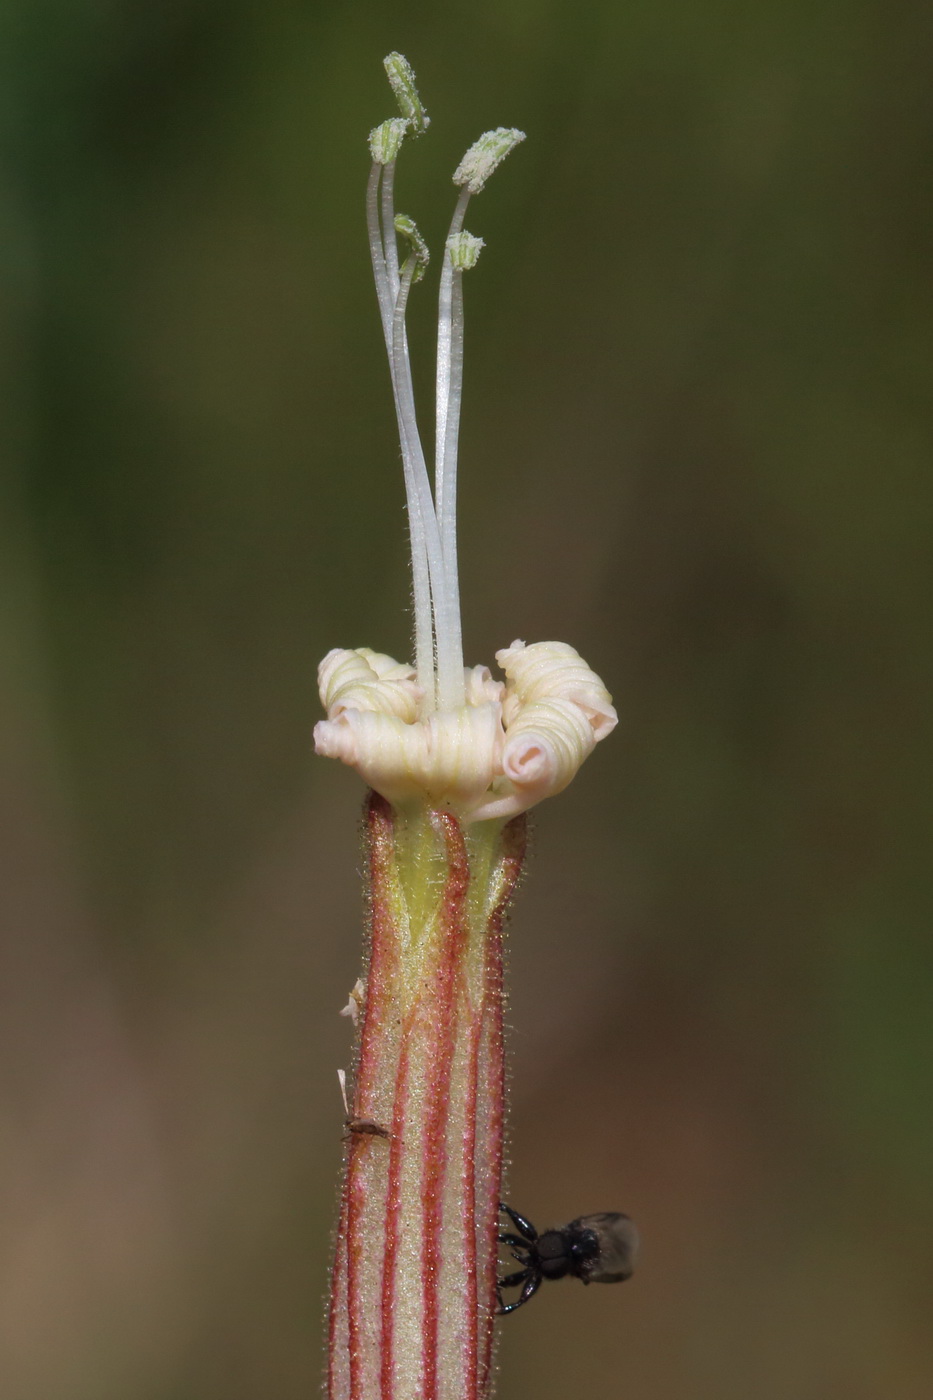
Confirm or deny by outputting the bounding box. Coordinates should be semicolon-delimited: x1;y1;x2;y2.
420;811;470;1400
476;816;526;1396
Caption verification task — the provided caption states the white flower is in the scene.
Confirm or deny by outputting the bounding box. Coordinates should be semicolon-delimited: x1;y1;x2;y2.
315;84;616;821
314;641;616;822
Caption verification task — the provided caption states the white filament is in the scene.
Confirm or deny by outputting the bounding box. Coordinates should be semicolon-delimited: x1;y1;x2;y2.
380;159;401;305
366;163;393;345
367;116;521;716
370;158;467;711
367;161;434;695
434;186;472;711
392;258;448;703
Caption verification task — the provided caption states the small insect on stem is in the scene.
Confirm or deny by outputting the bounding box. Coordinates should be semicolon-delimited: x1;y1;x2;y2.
337;1067;392;1141
338;977;366;1028
496;1202;639;1314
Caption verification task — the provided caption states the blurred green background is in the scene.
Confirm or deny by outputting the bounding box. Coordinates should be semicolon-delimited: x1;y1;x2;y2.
2;1;932;1397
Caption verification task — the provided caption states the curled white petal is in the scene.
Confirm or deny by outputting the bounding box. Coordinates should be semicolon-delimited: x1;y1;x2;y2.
496;640;618;738
469;698;598;823
468;641;618;821
314;704;502;810
315;639;615;821
464;663;505;708
358;648;418;682
502;696;596;791
318;647;422;722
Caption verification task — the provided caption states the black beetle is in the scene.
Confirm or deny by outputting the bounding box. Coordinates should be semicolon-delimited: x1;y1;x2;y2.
497;1202;638;1313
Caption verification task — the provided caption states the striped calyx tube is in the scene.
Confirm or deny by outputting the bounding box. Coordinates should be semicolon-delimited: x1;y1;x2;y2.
328;794;526;1400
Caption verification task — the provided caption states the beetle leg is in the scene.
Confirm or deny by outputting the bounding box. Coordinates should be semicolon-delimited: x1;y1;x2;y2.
499;1202;538;1241
517;1271;542;1308
497;1270;542;1314
497;1231;530;1252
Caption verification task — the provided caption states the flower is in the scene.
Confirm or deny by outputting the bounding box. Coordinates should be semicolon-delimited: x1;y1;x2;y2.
322;58;623;1400
314;639;616;821
314;56;616;821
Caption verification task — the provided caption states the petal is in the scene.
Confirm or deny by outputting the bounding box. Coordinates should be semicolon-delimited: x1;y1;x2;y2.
464;664;505;709
314;704;504;813
497;640;618;739
319;647;423;723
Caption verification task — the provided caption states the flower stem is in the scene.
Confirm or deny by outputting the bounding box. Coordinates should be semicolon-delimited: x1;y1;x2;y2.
328;793;526;1400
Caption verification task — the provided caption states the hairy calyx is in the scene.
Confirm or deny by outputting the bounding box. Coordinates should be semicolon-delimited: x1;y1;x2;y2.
329;795;525;1400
